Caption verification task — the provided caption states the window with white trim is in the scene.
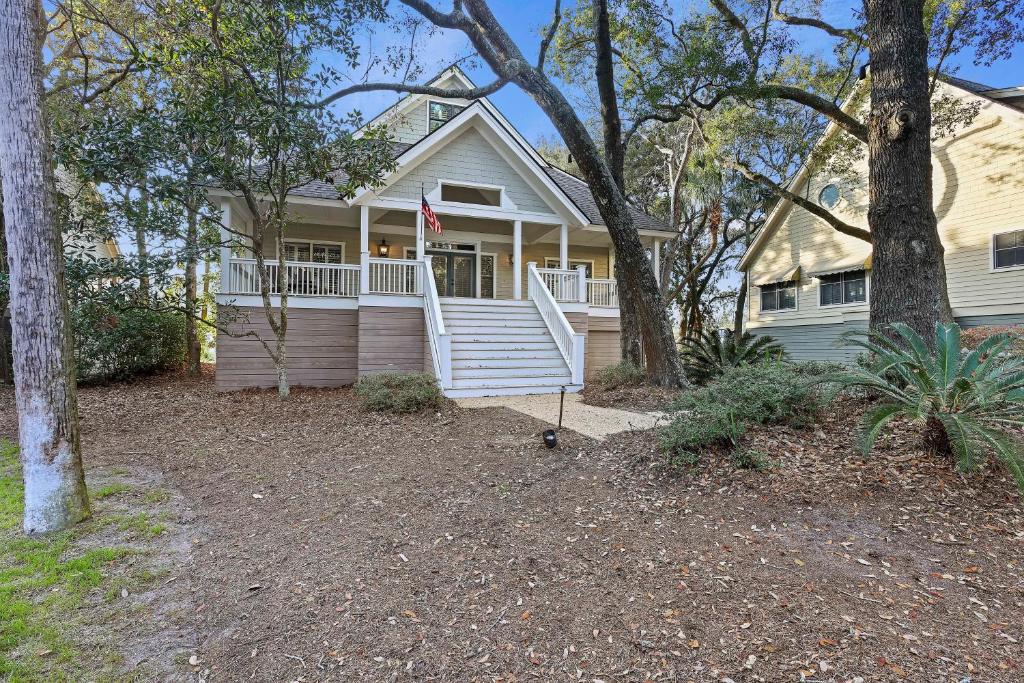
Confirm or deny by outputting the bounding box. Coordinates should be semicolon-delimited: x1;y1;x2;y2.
281;240;344;264
993;229;1024;269
428;101;464;132
759;281;797;311
819;269;866;306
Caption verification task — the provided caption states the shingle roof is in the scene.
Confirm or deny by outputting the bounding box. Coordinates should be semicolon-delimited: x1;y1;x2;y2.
543;166;672;233
287;141;413;199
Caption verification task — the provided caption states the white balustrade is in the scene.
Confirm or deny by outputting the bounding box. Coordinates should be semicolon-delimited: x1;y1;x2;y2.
420;256;452;389
587;279;619;307
528;263;585;385
367;258;422;295
536;268;581;303
225;258;359;297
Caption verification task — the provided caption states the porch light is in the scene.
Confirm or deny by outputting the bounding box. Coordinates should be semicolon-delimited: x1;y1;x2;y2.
377;238;391;258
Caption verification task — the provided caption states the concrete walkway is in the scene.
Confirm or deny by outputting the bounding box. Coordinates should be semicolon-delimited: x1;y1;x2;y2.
455;392;667;440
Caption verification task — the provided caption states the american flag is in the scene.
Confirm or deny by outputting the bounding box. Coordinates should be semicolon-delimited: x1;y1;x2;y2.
421;194;443;235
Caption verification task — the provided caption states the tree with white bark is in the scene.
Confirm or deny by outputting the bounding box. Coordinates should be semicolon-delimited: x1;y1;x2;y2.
1;0;90;533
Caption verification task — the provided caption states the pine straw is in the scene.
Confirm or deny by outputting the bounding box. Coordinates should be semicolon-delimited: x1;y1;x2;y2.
1;370;1022;681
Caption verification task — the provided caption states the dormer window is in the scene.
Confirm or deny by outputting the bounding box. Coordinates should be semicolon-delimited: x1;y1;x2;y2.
429;101;464;132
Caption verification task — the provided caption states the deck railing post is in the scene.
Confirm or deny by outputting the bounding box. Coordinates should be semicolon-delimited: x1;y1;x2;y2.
576;265;587;303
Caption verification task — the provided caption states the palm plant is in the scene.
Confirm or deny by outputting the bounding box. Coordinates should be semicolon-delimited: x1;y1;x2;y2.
680;329;785;384
828;323;1024;491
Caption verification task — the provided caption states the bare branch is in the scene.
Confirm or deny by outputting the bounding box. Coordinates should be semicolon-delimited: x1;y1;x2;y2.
311;78;508;109
537;0;562;70
709;0;755;60
771;1;863;42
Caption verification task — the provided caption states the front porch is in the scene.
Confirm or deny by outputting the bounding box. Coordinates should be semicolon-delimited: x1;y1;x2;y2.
218;200;631;309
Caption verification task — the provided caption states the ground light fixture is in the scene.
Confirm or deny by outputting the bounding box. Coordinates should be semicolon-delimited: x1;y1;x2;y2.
377;238;391;258
542;387;567;448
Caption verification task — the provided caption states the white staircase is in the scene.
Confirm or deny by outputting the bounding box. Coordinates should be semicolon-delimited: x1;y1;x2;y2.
439;299;581;398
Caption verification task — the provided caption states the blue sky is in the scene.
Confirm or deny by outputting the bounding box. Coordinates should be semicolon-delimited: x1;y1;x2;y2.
341;1;1024;148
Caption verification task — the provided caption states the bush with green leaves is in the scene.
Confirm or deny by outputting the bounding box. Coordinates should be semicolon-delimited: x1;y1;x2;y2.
680;329;785;384
72;303;186;383
826;323;1024;491
593;360;646;389
355;372;446;413
660;362;824;466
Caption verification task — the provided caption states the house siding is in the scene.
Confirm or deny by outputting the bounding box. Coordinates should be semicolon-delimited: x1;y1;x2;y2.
585;315;621;377
215;306;358;390
357;306;425;377
381;128;553;215
746;82;1024;357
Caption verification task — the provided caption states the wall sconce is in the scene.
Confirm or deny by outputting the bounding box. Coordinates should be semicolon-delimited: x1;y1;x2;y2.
377;238;391;258
506;253;514;266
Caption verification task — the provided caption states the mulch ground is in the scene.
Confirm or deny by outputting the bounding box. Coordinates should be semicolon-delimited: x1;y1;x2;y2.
1;369;1022;682
581;383;678;412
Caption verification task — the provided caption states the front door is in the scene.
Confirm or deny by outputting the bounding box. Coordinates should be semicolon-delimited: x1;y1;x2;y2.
428;250;476;298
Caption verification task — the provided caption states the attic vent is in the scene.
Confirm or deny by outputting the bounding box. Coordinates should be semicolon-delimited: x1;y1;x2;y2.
440;182;501;207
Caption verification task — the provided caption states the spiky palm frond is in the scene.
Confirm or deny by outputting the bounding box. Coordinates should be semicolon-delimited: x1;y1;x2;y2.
826;323;1024;492
681;329;786;384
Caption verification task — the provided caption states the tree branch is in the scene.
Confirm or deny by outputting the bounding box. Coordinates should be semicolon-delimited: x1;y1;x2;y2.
311;78;508;109
724;158;870;242
771;1;863;42
537;0;562;70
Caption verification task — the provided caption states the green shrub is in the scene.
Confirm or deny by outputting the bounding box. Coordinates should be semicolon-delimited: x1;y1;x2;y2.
72;304;185;383
355;372;446;413
660;363;824;466
680;329;785;385
824;322;1024;491
593;360;646;389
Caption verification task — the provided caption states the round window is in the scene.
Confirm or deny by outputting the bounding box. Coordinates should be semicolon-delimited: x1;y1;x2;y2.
818;183;841;209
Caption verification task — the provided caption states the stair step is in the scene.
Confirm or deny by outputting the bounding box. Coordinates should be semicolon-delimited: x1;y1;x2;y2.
451;376;573;389
444;384;583;398
453;366;570;379
440;299;535;309
447;325;548;335
452;348;563;359
442;312;543;322
452;357;566;369
451;342;558;352
451;334;554;344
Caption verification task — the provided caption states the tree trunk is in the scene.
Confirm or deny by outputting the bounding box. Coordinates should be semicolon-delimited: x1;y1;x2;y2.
183;204;201;374
136;180;150;298
0;0;90;533
733;270;747;337
865;0;954;339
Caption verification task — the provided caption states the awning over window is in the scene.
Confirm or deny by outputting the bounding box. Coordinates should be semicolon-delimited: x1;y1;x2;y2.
809;253;872;278
754;265;801;286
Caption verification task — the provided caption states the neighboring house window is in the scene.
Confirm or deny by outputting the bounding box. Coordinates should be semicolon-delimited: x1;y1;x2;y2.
429;101;464;132
819;269;867;306
993;229;1024;269
282;240;344;264
818;183;841;209
759;281;797;312
544;257;594;277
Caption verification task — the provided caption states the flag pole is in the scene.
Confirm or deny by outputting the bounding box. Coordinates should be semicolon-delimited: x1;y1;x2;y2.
416;183;425;260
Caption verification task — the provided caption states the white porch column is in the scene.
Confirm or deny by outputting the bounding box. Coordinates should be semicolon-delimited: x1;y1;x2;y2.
416;210;425;260
559;223;568;270
576;264;588;303
652;238;662;285
359;205;370;294
512;220;523;299
219;200;232;292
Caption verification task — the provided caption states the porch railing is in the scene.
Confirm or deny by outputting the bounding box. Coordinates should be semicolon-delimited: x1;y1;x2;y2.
421;255;452;389
225;258;360;297
528;262;584;385
367;258;422;295
537;267;587;303
587;278;618;308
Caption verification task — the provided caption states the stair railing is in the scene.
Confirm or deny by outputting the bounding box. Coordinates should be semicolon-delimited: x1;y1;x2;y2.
421;256;452;389
527;262;585;385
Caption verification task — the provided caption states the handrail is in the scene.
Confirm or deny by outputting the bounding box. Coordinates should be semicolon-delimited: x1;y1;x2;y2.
225;257;359;297
421;256;452;389
368;257;423;295
587;278;618;308
527;262;585;385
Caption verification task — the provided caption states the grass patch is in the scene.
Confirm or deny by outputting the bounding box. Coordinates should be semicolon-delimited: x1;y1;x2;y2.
0;440;132;681
92;483;131;500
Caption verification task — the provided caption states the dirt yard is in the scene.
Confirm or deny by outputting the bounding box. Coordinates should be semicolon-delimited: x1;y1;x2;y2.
1;370;1022;682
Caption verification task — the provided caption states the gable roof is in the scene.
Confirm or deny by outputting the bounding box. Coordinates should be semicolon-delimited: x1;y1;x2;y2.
737;73;1024;272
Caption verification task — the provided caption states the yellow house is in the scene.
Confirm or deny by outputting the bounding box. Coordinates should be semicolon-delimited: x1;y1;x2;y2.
738;76;1024;361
